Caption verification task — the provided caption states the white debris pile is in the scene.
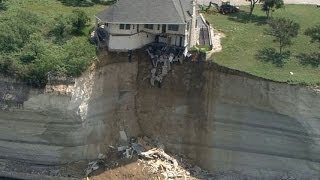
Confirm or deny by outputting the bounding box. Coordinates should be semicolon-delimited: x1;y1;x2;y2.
134;138;210;179
138;148;192;179
85;134;211;179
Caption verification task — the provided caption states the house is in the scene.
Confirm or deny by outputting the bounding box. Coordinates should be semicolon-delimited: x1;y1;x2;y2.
95;0;198;52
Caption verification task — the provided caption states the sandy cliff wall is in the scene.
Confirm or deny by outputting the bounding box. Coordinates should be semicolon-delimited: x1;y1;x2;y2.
136;60;320;179
0;61;140;165
0;52;319;179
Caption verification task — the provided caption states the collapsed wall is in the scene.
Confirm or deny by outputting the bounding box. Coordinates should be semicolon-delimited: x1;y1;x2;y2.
0;51;319;179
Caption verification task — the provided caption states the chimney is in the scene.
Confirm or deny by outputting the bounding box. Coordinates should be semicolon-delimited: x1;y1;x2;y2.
189;0;197;48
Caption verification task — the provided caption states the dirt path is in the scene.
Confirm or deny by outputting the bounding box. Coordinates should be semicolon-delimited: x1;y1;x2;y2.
198;0;319;5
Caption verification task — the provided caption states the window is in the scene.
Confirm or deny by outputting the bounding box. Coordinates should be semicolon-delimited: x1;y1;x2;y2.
144;24;154;30
157;25;161;30
168;25;179;31
119;24;130;30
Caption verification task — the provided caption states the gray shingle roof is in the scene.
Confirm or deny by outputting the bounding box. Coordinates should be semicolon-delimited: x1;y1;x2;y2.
96;0;191;24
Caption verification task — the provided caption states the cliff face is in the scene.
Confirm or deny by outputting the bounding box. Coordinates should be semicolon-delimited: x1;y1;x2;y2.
0;53;320;179
136;61;320;179
0;61;140;165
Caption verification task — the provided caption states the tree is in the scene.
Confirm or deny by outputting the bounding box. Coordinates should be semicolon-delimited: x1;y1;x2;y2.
69;9;90;35
63;38;95;76
261;0;284;18
0;0;7;11
265;17;300;54
246;0;261;17
50;15;72;43
305;25;320;47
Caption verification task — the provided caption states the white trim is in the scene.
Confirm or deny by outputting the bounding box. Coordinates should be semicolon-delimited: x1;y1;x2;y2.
94;16;102;22
98;21;187;25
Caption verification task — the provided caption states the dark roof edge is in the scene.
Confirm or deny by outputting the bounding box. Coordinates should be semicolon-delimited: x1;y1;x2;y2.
96;20;187;25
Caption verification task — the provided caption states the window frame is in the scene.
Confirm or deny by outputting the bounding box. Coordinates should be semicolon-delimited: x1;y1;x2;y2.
168;25;179;31
144;24;154;30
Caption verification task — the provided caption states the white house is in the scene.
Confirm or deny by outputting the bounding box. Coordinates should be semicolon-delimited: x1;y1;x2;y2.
95;0;198;51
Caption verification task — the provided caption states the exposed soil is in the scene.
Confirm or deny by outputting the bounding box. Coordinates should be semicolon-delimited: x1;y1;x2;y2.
89;160;161;180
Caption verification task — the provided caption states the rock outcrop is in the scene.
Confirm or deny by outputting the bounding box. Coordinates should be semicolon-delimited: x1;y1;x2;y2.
0;60;140;166
136;60;320;179
0;52;319;179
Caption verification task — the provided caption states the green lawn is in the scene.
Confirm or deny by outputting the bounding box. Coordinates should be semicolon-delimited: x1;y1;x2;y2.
5;0;106;31
205;5;320;85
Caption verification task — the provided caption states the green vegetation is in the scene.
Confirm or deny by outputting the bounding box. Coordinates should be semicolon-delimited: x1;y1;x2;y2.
205;5;320;85
265;17;300;54
261;0;284;18
58;0;115;7
0;0;106;86
297;25;320;68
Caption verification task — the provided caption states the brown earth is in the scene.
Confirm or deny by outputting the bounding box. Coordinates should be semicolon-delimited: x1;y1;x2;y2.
0;51;320;179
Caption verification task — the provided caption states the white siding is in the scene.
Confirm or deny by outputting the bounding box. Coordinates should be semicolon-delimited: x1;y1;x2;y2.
107;23;137;35
142;24;162;34
106;23;188;36
108;32;155;51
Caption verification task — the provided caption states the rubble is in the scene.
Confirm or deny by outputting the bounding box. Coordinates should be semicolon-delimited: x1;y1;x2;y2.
85;161;100;177
85;136;210;179
117;136;210;179
146;43;186;87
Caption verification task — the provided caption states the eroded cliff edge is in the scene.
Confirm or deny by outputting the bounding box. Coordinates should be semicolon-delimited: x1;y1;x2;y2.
0;59;140;166
136;57;320;179
0;52;319;179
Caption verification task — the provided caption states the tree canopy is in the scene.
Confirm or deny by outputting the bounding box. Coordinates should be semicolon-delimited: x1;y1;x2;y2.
0;7;96;87
265;17;300;54
305;24;320;46
261;0;284;18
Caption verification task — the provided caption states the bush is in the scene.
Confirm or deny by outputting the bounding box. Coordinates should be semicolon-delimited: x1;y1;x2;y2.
50;15;72;43
58;0;114;6
69;9;90;35
0;7;97;87
58;0;94;7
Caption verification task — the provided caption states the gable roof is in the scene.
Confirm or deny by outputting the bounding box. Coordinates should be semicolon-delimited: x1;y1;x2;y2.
96;0;191;24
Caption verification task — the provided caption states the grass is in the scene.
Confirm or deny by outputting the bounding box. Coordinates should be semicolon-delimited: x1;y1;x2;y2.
205;5;320;85
6;0;106;21
5;0;106;33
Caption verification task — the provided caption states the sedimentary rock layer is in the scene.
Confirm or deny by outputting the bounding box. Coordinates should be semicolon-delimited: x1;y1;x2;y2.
0;61;140;165
136;61;320;179
0;52;319;179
